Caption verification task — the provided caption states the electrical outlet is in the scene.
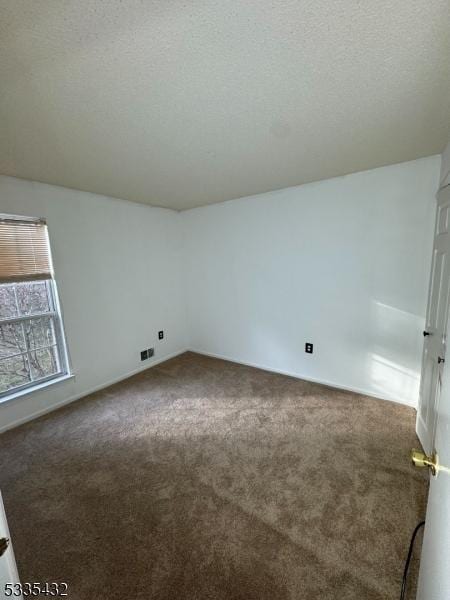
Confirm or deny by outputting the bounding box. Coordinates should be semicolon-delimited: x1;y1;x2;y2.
140;349;148;361
305;343;313;354
148;347;154;358
158;330;164;340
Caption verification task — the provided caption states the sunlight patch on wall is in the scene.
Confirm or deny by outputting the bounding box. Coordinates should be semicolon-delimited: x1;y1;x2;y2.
368;300;424;404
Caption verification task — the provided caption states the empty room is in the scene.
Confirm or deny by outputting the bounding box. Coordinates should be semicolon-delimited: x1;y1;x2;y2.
0;2;449;599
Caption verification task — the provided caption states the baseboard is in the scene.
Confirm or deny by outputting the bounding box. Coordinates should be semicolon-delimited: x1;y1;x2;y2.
0;348;189;434
188;348;418;409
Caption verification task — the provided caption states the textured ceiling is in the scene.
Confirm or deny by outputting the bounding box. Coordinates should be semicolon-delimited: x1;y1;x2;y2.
0;1;449;210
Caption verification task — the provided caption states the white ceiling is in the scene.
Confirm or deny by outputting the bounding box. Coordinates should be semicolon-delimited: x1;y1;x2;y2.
0;1;449;211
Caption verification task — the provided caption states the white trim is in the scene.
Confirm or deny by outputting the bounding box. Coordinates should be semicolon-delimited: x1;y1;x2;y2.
0;373;74;405
0;348;188;434
0;310;57;326
188;348;418;409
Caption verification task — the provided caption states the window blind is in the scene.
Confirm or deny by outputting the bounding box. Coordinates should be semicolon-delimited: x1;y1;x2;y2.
0;215;53;283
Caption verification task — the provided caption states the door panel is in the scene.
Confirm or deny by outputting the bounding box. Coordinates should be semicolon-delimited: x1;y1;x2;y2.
417;188;450;454
417;299;450;600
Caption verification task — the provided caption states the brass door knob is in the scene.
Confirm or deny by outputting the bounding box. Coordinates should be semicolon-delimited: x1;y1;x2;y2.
0;537;9;558
411;449;439;476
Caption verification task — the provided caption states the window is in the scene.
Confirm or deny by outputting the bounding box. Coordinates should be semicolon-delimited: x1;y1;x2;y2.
0;215;69;398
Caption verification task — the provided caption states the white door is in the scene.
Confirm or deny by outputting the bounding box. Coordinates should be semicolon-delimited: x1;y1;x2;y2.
416;291;450;599
0;492;22;600
416;185;450;599
417;186;450;454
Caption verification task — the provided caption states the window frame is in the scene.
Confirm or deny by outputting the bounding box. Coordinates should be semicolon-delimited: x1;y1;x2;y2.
0;278;71;400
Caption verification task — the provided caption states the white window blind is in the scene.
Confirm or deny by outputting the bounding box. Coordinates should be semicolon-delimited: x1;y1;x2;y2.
0;216;52;284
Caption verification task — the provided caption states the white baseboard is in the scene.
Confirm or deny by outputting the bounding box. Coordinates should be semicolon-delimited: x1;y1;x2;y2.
0;348;189;434
188;348;418;409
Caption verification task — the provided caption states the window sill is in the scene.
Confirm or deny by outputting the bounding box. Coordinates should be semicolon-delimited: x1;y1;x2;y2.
0;373;75;405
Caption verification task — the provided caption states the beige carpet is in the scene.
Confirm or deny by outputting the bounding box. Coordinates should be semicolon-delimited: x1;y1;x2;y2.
0;352;427;599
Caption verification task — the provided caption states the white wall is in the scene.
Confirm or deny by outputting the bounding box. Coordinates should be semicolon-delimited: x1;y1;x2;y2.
182;156;440;406
0;176;187;432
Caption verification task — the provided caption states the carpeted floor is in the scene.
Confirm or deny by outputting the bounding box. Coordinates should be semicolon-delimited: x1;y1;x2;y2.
0;352;427;599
